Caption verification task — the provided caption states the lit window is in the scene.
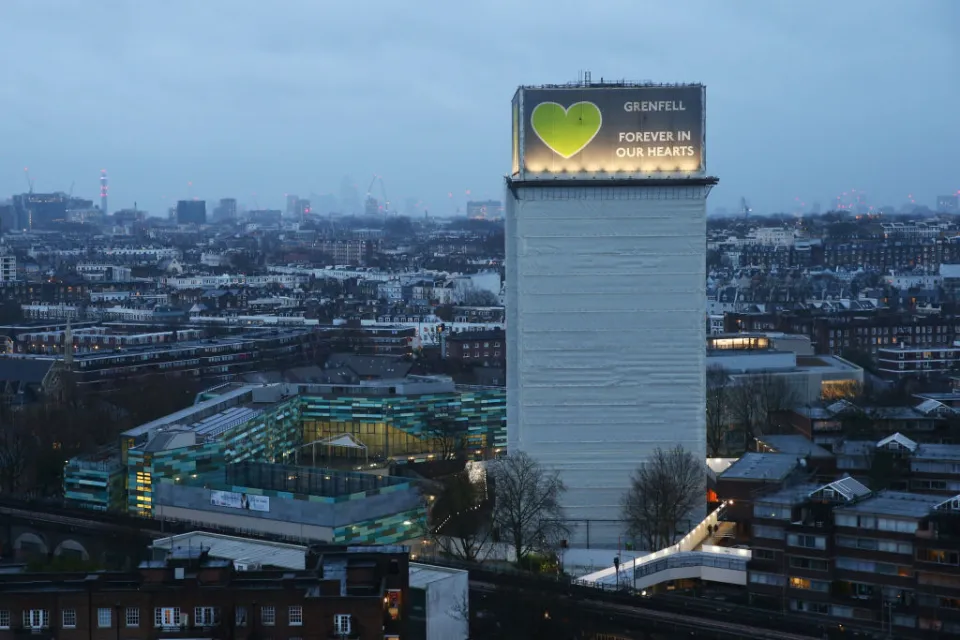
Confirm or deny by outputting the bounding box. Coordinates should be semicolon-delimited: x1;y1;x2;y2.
289;605;303;626
98;608;112;628
0;610;9;630
154;607;180;628
790;576;812;590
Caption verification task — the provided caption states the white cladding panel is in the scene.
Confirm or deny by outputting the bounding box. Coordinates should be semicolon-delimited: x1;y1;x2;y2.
506;185;707;546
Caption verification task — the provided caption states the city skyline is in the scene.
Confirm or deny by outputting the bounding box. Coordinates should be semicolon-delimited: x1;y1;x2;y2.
1;1;958;216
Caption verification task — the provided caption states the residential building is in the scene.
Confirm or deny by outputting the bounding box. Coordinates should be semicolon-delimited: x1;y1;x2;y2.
785;399;959;452
725;311;960;357
443;329;505;367
0;248;15;283
506;83;714;545
5;328;325;389
325;322;416;356
0;544;408;640
318;240;377;266
877;344;960;380
148;531;469;640
717;452;960;637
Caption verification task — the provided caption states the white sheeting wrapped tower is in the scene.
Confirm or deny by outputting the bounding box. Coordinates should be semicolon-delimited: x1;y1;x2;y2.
506;80;716;546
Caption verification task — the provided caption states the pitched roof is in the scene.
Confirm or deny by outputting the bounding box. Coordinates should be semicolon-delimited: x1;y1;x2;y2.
876;432;918;453
810;476;871;502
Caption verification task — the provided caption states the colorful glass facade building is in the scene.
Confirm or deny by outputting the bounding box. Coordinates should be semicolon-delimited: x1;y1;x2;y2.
65;377;505;524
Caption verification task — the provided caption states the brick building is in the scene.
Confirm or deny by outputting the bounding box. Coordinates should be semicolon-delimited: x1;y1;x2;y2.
725;311;960;357
717;454;960;636
0;544;407;640
443;329;505;367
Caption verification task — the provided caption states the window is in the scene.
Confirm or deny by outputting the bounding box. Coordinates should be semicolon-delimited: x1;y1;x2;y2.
154;607;180;628
791;600;829;615
288;606;302;626
126;607;140;628
235;605;248;627
262;605;276;626
788;533;826;550
789;576;830;592
23;609;49;629
62;609;77;628
753;524;785;540
98;608;112;628
789;556;829;571
194;607;219;626
753;548;776;561
334;614;352;635
749;571;785;586
0;611;9;630
754;504;791;520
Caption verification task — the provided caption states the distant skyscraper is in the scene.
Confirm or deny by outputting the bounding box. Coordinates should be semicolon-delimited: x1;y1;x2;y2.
176;200;207;225
285;194;300;217
340;177;361;214
294;198;310;219
0;203;14;231
467;200;503;220
364;196;380;217
12;193;68;229
214;198;238;222
100;170;109;216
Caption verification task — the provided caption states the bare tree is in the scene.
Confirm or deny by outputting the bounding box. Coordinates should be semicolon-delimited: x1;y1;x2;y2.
622;445;704;551
423;413;467;461
727;373;799;446
706;366;731;457
430;471;492;562
0;422;34;495
491;451;567;563
460;286;500;307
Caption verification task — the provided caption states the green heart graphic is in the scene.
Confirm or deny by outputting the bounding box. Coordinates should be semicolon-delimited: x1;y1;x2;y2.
530;101;602;159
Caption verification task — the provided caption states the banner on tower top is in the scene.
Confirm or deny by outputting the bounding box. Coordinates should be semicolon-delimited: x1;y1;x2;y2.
513;84;705;180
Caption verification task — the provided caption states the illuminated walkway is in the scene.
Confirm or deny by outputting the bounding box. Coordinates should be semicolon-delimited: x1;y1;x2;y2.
577;503;750;590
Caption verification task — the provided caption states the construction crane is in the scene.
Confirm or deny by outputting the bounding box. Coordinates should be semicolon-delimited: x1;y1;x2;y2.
23;167;34;194
365;174;391;215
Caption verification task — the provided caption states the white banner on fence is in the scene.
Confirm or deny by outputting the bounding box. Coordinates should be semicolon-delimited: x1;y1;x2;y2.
210;490;269;512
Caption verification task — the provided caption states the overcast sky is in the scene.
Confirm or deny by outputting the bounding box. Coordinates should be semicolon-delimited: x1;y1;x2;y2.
1;0;957;217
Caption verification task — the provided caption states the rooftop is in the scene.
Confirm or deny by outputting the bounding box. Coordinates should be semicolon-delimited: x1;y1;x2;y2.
756;435;833;459
835;491;944;518
151;532;307;570
719;453;801;482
